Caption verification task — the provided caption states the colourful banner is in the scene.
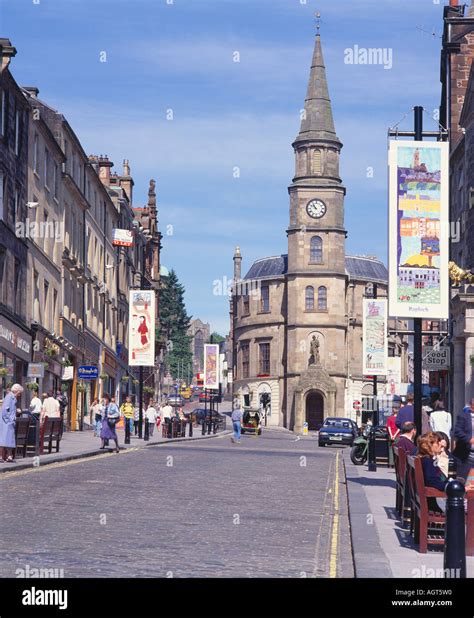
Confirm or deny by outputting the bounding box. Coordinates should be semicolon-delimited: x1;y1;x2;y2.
203;344;219;390
363;298;388;376
388;141;449;319
128;290;155;367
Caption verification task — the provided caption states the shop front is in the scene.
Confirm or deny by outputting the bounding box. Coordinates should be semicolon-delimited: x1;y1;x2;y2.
0;313;32;407
103;348;118;400
60;317;85;431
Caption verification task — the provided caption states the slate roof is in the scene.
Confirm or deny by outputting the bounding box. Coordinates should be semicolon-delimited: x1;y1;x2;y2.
243;254;387;284
244;255;288;280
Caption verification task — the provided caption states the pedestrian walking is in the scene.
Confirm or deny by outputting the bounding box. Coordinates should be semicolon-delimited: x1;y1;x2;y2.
452;399;474;482
0;383;23;463
120;396;134;440
56;389;68;434
386;405;400;467
133;405;140;436
421;397;433;435
160;400;173;438
91;398;101;437
29;390;42;417
395;392;414;429
41;391;60;425
231;405;243;444
145;400;158;437
429;400;452;436
99;393;120;453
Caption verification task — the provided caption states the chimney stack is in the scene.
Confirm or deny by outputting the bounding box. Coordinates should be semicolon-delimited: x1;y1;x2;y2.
97;155;113;186
233;246;242;281
23;86;39;98
0;38;16;72
449;0;458;6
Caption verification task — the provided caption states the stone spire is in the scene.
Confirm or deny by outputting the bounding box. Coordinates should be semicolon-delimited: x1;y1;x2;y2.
295;33;338;144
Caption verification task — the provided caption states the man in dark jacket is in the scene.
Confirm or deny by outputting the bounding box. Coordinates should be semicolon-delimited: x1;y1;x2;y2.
453;399;474;481
395;393;414;430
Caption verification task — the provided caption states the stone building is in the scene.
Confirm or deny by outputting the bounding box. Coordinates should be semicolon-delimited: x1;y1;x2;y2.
440;1;474;413
231;33;390;431
0;39;32;405
187;318;210;375
20;90;161;427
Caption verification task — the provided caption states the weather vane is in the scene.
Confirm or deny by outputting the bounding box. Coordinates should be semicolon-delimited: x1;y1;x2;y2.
315;11;321;32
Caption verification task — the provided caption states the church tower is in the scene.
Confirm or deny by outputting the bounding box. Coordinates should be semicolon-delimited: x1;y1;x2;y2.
285;30;348;431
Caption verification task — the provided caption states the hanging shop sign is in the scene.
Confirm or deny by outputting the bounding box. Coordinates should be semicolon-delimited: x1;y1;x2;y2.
78;366;99;380
112;229;134;247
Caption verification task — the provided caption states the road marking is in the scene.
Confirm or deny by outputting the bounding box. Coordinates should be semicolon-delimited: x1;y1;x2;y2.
293;436;301;442
329;451;340;578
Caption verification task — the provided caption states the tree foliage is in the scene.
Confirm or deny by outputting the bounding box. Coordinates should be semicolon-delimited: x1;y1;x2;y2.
160;269;193;380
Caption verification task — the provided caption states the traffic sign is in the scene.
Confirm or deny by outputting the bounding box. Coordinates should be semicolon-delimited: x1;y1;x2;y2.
353;400;361;411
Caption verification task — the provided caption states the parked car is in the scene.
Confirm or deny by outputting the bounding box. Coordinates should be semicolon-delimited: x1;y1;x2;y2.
318;417;358;447
184;407;226;427
167;395;184;407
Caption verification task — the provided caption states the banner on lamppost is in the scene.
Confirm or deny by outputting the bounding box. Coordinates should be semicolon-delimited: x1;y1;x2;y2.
388;140;449;319
128;290;155;367
363;298;388;376
203;344;219;390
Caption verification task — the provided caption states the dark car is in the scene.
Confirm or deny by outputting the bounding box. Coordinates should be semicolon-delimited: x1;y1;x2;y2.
184;407;226;427
318;417;358;447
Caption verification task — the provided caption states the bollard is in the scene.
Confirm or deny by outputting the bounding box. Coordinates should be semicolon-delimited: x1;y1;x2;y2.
202;418;206;436
144;419;149;442
443;478;466;578
189;418;193;437
213;421;217;434
125;418;131;445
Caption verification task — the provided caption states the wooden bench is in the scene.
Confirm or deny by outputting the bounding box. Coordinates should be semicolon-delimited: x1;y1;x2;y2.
40;417;62;454
15;417;31;459
407;455;446;553
393;445;411;527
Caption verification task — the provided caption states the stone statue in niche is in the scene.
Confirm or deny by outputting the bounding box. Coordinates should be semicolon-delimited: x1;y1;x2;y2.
309;335;320;366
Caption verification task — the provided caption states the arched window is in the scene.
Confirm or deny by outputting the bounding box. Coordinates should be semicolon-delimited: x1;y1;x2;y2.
305;286;314;311
312;149;322;175
310;236;323;263
318;286;327;311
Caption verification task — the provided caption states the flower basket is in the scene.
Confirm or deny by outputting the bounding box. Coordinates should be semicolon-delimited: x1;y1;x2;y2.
121;375;129;383
99;373;108;381
133;379;139;385
143;386;154;395
61;383;69;392
0;367;8;377
26;382;39;392
5;381;13;389
77;384;86;393
45;348;56;357
42;362;49;369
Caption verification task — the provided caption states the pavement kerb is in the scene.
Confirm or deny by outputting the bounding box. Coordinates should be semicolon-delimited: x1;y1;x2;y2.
342;449;393;578
0;429;233;474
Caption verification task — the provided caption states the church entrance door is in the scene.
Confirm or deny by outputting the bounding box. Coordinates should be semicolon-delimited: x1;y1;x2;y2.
305;391;324;430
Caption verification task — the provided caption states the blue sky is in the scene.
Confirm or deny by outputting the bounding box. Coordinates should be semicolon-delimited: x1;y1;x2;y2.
0;0;450;333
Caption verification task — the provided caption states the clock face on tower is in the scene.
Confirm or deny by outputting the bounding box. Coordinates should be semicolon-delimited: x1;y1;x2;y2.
306;199;326;219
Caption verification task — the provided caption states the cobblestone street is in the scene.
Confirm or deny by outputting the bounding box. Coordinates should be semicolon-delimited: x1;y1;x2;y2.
0;432;353;578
